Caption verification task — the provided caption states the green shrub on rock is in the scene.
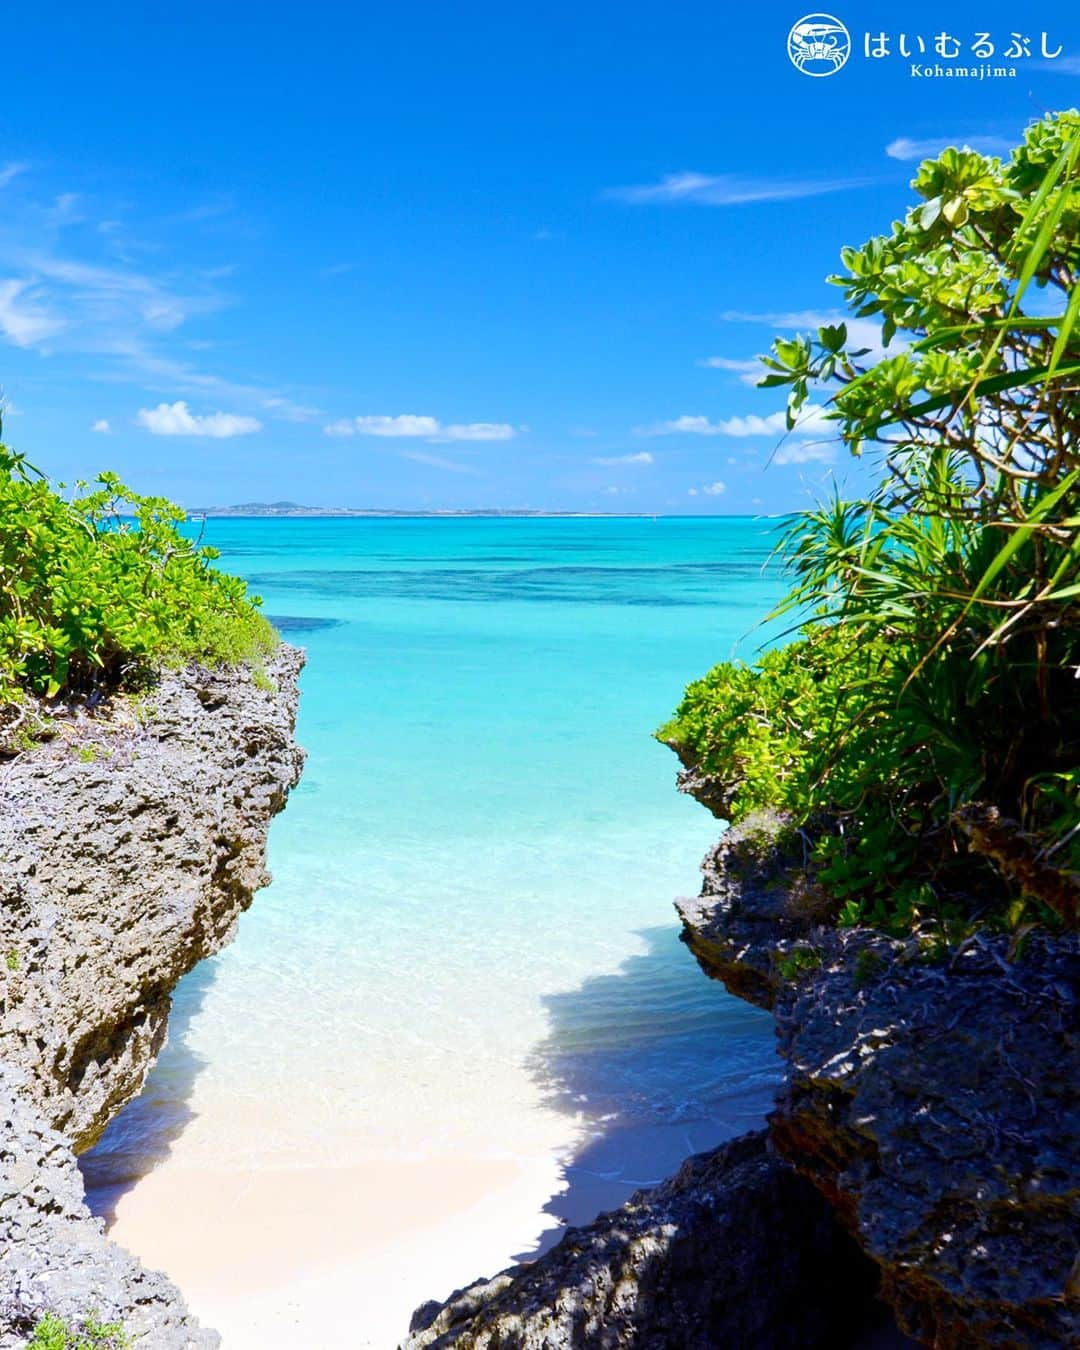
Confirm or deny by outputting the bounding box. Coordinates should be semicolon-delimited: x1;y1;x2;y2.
661;111;1080;937
27;1313;128;1350
0;435;276;715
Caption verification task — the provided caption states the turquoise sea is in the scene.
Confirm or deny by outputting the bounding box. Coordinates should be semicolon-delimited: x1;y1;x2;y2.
84;516;786;1315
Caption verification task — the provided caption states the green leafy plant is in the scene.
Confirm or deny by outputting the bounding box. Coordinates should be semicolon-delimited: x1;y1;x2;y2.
27;1312;128;1350
0;436;277;729
776;946;822;981
661;110;1080;936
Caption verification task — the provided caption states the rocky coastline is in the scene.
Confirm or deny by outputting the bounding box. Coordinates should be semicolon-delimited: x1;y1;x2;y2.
404;782;1078;1346
1;638;1075;1348
0;647;305;1347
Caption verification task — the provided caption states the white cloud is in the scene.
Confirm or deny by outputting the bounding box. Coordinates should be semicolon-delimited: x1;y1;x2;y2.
720;309;903;361
356;414;441;438
114;349;318;423
136;400;262;438
15;252;219;334
0;163;29;190
441;422;515;442
1041;54;1080;73
0;279;66;347
324;414;515;442
636;406;832;439
261;396;321;423
885;134;1013;161
324;419;359;438
703;481;727;496
605;171;871;207
400;449;480;475
637;415;728;437
687;488;698;496
699;357;762;385
773;441;837;465
0;185;315;424
716;412;793;438
591;451;654;466
91;419;111;434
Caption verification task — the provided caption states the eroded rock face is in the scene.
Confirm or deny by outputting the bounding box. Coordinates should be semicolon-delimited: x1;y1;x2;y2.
678;813;1080;1349
771;932;1080;1350
403;1131;883;1350
0;647;306;1150
675;810;832;1010
0;1063;217;1349
0;649;304;1345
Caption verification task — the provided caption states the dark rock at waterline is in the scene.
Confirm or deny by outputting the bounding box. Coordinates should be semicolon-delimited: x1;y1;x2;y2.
679;810;1080;1349
676;809;834;1010
402;1130;886;1349
413;792;1078;1349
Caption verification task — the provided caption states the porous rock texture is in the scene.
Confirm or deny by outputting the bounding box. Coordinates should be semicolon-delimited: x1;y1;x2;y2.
0;646;306;1149
675;810;831;1011
771;930;1079;1349
402;1130;883;1350
679;809;1079;1350
0;647;305;1345
0;1063;217;1349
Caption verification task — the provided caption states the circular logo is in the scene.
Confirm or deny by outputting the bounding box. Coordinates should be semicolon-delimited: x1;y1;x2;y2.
788;14;851;76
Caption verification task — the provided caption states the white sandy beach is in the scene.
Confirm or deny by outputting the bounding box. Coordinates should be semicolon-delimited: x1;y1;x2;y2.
109;1154;568;1348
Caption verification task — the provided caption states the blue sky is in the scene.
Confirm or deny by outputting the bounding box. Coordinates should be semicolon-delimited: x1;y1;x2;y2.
0;2;1076;512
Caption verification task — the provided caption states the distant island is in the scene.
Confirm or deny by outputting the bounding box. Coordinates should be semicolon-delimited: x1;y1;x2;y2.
186;501;655;518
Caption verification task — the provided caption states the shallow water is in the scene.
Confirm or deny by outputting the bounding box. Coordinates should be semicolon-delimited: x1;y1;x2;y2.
83;517;784;1304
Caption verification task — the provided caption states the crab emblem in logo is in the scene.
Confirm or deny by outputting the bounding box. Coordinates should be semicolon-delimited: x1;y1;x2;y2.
788;14;851;76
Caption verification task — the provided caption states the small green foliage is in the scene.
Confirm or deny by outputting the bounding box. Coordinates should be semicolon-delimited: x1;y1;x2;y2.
5;949;19;972
27;1312;128;1350
0;443;277;719
658;624;890;823
251;668;276;693
776;946;822;981
76;745;97;763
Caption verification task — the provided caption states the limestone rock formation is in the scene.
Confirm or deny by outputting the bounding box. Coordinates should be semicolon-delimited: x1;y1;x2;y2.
675;810;831;1010
403;1131;884;1350
0;647;305;1149
678;811;1079;1350
0;647;305;1345
0;1063;217;1349
771;931;1079;1349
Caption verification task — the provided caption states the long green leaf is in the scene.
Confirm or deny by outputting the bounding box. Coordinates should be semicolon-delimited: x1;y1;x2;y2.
876;361;1080;429
1048;280;1080;377
968;469;1079;606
